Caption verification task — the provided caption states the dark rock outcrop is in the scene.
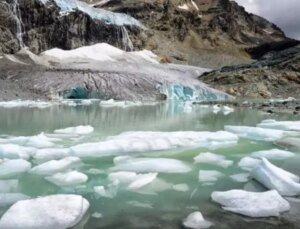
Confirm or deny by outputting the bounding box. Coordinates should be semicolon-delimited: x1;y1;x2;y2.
200;44;300;99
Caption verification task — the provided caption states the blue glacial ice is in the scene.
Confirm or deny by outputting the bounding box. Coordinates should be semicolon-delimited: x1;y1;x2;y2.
39;0;143;27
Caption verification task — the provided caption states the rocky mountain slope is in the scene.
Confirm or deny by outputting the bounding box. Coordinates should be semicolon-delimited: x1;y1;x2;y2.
0;0;288;67
201;41;300;98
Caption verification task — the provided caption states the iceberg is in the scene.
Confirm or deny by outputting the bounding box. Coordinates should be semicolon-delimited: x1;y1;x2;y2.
33;148;71;163
112;157;191;174
45;171;88;186
238;156;261;171
275;137;300;150
198;170;223;183
94;181;118;199
251;148;295;160
0;100;52;109
2;133;58;148
230;173;249;183
251;158;300;196
0;159;31;178
0;193;30;208
0;144;34;160
183;211;213;229
30;157;82;176
108;171;158;190
194;152;233;168
0;195;89;229
224;125;296;141
54;125;94;135
70;131;238;158
211;190;290;217
257;120;300;131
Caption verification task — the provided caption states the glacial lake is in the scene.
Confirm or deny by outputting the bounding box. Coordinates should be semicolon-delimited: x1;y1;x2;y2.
0;100;299;229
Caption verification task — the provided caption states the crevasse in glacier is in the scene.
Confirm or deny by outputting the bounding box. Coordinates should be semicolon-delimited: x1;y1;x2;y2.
39;0;143;27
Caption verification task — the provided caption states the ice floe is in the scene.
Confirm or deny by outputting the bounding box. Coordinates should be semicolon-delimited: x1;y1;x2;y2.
30;157;82;176
230;173;249;183
108;171;158;190
198;170;223;183
0;159;31;178
45;171;88;186
0;194;89;229
0;144;35;160
0;193;30;208
275;137;300;150
112;157;191;173
0;100;52;109
183;211;213;229
71;131;238;158
251;158;300;196
2;133;58;148
211;190;290;217
251;148;295;160
224;125;297;141
194;152;233;168
94;181;119;199
257;119;300;131
33;148;71;163
238;156;261;171
54;125;94;135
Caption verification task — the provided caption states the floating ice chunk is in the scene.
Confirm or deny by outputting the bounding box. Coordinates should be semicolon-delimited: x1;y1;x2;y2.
198;170;223;183
0;100;52;109
54;125;94;135
0;144;34;160
108;171;158;190
238;156;261;171
194;152;233;168
30;157;82;176
136;178;174;194
211;190;290;217
183;211;213;229
0;194;89;229
173;183;190;192
33;148;70;163
212;105;221;114
112;157;191;174
224;125;296;141
251;149;295;160
275;137;300;150
25;133;58;148
94;181;119;199
257;120;300;131
230;173;249;183
222;106;234;115
0;159;31;178
46;171;88;186
251;158;300;196
0;193;30;208
71;131;238;158
0;180;18;193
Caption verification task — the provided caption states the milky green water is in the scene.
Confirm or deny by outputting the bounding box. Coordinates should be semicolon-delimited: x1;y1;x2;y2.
0;102;299;229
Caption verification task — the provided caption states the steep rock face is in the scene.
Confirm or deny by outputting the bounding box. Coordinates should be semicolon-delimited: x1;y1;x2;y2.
95;0;287;67
0;0;141;54
0;0;288;68
200;44;300;99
